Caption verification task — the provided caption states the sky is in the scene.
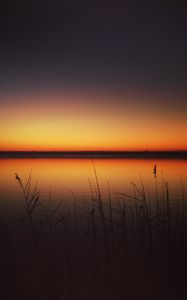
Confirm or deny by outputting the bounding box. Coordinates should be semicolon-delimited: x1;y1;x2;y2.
0;0;187;151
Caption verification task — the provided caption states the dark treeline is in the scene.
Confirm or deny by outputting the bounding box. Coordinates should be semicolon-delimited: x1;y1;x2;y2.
0;151;187;159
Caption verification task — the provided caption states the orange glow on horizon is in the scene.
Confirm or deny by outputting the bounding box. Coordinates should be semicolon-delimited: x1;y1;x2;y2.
1;89;187;151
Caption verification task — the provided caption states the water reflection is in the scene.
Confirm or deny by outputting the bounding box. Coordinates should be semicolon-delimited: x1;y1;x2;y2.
1;158;187;299
0;158;187;214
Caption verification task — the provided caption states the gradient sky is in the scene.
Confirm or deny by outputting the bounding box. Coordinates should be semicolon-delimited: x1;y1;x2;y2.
0;1;187;151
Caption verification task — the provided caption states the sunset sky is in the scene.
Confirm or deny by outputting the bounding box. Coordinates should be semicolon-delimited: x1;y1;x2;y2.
1;1;187;151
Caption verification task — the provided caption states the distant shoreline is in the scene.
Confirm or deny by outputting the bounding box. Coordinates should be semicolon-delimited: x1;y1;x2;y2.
0;151;187;159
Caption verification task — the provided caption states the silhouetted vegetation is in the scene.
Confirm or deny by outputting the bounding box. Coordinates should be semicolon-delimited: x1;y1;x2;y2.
0;170;187;299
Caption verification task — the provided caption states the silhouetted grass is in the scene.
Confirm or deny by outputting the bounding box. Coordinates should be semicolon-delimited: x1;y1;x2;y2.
0;170;187;300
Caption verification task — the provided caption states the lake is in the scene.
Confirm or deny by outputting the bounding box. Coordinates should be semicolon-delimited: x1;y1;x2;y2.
0;158;187;218
1;157;187;299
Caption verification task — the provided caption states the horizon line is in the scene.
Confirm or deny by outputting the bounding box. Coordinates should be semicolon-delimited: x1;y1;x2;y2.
1;150;187;152
1;150;187;159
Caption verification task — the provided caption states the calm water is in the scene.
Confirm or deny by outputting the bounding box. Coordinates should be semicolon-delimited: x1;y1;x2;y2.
1;158;187;300
0;158;187;216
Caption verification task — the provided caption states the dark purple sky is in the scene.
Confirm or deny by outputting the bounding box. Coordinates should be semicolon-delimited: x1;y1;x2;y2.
1;0;187;92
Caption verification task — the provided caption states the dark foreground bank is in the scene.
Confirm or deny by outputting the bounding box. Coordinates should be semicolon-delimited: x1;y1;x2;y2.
0;173;187;300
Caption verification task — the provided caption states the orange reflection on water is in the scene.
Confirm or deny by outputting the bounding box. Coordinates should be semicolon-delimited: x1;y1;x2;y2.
1;159;187;204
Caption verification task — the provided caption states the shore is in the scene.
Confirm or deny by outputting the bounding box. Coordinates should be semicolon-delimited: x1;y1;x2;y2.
0;150;187;159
